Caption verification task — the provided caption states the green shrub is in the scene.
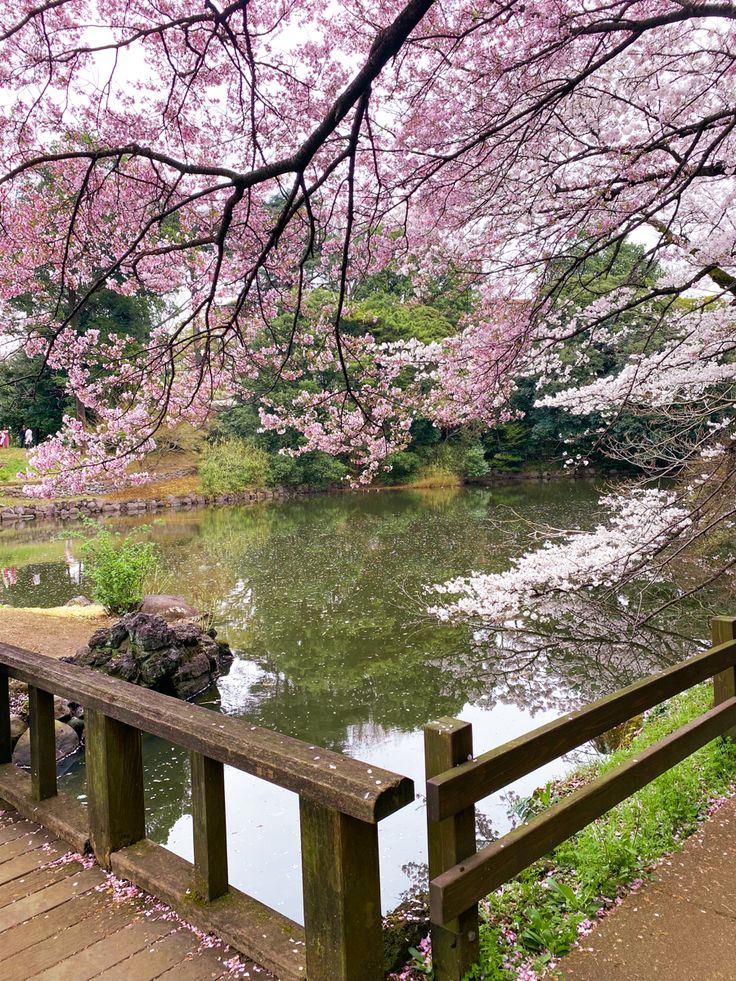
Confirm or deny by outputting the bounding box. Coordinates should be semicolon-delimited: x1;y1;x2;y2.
266;453;303;487
81;531;160;614
380;450;422;485
199;439;269;493
488;452;524;472
298;451;349;487
462;445;490;480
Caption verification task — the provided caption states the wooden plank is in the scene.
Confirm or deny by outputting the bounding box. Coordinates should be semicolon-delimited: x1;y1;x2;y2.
0;856;79;908
96;929;211;981
0;643;414;823
0;895;134;981
0;866;105;932
155;951;235;981
0;839;66;885
0;830;58;865
29;916;176;981
300;798;383;981
28;687;56;802
110;837;306;981
85;709;145;867
431;695;736;924
425;719;478;981
713;618;736;738
0;889;108;962
0;819;47;848
428;636;736;821
0;675;11;766
191;752;228;902
0;765;90;854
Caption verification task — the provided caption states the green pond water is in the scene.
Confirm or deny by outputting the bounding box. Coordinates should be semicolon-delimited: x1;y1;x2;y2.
0;483;719;921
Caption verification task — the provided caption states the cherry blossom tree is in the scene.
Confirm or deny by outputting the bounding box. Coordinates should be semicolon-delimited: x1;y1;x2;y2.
0;1;734;641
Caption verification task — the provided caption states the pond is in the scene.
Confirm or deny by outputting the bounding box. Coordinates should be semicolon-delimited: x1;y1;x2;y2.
0;482;719;922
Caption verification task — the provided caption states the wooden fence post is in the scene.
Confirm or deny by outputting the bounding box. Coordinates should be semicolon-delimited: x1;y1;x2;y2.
300;798;384;981
0;673;11;765
713;617;736;739
191;751;228;901
425;718;479;981
85;708;145;867
28;686;57;801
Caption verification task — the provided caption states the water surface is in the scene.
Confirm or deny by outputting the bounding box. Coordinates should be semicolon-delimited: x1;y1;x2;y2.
0;483;715;920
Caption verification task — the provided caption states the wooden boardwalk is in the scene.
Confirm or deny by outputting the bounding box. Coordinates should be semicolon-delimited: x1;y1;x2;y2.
0;804;274;981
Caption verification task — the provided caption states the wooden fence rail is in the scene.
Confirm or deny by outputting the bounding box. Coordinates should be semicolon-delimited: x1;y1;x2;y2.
424;616;736;980
0;641;415;981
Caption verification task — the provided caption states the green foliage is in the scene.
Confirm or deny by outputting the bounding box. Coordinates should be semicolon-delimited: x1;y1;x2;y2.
0;354;69;441
81;530;160;614
199;440;270;493
297;451;349;487
488;452;524;472
266;453;303;487
457;685;736;981
380;450;423;484
462;445;489;481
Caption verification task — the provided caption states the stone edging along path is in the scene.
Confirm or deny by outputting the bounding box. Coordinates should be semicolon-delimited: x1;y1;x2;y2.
0;468;612;528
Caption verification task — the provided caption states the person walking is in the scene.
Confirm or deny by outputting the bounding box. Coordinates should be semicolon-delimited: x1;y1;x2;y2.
23;424;33;448
0;428;9;449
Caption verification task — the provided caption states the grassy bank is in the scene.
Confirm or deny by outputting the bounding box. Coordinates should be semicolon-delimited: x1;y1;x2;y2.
396;684;736;980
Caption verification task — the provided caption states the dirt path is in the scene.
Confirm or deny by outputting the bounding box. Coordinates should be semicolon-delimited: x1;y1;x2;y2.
0;607;110;659
560;794;736;980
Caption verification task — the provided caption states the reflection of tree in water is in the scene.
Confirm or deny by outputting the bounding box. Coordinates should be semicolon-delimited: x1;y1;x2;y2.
137;487;726;750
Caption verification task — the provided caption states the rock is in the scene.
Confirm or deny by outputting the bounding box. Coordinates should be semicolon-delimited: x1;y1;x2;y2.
53;696;73;721
9;716;27;748
73;613;233;699
12;720;80;766
65;595;93;607
88;627;112;649
140;594;200;621
120;612;173;651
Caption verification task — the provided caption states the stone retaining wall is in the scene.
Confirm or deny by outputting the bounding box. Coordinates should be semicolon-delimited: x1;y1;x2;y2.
0;468;615;528
0;482;339;527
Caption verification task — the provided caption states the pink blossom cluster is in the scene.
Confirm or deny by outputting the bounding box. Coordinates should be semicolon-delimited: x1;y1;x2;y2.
427;490;691;627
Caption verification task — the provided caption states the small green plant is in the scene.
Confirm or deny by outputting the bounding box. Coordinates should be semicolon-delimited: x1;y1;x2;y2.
462;445;490;481
199;439;269;493
81;530;160;614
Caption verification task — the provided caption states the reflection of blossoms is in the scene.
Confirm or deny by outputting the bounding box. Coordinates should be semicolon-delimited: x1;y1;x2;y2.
427;490;690;627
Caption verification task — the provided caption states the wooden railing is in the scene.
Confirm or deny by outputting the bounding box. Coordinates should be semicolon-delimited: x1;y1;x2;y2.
0;641;415;981
424;616;736;981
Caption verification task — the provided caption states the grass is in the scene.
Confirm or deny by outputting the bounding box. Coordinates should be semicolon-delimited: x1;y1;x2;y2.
0;448;28;482
396;684;736;981
409;465;463;489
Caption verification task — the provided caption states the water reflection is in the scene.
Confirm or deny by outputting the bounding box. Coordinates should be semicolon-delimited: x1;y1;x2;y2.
3;484;728;919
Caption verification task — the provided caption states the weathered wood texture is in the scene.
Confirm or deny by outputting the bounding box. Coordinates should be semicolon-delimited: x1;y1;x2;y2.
0;677;10;766
425;719;479;980
431;695;736;923
191;752;228;902
428;635;736;821
0;642;414;822
85;708;145;867
300;798;383;981
28;686;56;801
0;764;89;854
713;618;736;738
0;803;271;981
111;837;304;981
